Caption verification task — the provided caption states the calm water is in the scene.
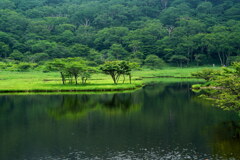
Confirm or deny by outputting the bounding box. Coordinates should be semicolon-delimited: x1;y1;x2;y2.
0;83;240;160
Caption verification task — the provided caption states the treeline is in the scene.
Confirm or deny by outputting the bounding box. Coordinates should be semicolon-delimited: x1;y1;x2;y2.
0;0;240;67
47;58;138;85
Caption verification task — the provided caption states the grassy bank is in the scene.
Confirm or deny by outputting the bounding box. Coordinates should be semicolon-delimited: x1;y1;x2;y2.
0;71;142;93
0;67;216;93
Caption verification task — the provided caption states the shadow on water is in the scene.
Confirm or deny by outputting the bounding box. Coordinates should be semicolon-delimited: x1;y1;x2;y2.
0;82;240;160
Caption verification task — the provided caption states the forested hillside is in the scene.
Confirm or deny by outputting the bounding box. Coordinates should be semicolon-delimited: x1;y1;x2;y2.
0;0;240;66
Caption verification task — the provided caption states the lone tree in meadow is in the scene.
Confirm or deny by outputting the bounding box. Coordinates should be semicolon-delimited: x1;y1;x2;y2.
46;58;67;84
65;62;85;85
120;61;139;84
100;61;139;84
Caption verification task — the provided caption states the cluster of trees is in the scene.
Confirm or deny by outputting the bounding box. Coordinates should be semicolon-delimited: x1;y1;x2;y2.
45;58;138;85
46;58;96;84
0;0;240;67
193;62;240;111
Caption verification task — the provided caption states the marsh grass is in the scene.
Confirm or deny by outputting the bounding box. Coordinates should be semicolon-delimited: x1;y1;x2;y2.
134;67;220;79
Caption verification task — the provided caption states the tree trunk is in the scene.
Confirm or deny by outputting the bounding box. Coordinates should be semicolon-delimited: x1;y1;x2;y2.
218;51;223;66
222;52;226;66
129;74;132;84
111;74;117;84
122;75;125;84
116;74;121;84
70;76;73;84
226;51;231;65
161;0;168;9
60;72;65;85
82;77;84;84
74;75;78;85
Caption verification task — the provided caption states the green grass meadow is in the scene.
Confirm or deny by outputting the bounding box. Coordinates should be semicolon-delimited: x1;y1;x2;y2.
0;67;218;93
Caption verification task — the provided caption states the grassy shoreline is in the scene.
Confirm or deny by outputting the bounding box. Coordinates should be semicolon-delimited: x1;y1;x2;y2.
0;67;213;94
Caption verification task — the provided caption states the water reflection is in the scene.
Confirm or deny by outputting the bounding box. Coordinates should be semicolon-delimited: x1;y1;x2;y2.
49;93;143;120
0;82;240;160
210;121;240;159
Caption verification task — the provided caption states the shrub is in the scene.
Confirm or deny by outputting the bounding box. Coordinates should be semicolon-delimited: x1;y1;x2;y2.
144;55;165;69
191;69;220;81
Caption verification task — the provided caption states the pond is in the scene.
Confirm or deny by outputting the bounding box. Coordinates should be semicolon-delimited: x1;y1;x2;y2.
0;82;240;160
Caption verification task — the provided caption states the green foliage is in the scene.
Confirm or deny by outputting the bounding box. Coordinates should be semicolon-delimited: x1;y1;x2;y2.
144;55;165;69
16;62;36;72
0;42;10;58
28;53;49;62
46;57;95;85
107;44;129;60
9;50;24;61
0;0;239;67
70;44;90;57
0;66;208;93
191;68;221;81
0;61;37;71
227;56;240;65
169;55;189;67
194;54;207;66
65;61;85;85
100;61;139;84
94;27;129;49
0;61;7;69
100;61;122;84
0;0;15;9
192;84;201;89
198;62;240;112
46;58;69;84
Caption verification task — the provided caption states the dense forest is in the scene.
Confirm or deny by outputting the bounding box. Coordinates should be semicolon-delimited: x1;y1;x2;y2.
0;0;240;67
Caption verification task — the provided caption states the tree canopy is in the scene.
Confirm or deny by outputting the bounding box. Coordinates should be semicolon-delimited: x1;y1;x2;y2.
100;61;139;84
195;62;240;112
0;0;240;67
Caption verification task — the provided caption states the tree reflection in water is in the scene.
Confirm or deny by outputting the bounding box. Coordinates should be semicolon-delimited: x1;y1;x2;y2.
49;92;143;119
